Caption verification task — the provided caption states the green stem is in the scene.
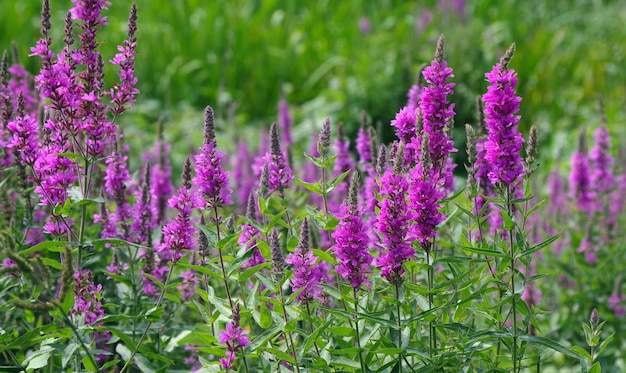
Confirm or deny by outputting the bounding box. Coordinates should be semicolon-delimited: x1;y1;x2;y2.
427;249;435;361
59;307;98;372
213;206;234;309
305;301;321;357
354;289;366;373
279;286;301;373
507;187;518;373
120;261;176;373
395;284;403;373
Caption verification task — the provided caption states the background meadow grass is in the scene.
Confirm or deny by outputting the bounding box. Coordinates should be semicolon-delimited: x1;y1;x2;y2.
2;0;625;158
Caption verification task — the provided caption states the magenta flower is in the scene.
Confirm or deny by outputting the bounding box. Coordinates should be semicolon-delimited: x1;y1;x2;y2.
160;158;204;262
149;139;174;225
72;269;104;324
420;37;456;171
408;162;445;251
232;140;254;211
332;174;372;290
177;269;199;301
391;106;418;145
194;106;233;209
589;126;614;195
219;304;250;370
285;218;324;303
103;149;132;238
109;3;139;115
239;194;265;268
569;135;596;215
375;164;414;285
482;47;524;186
7;107;39;166
267;122;293;195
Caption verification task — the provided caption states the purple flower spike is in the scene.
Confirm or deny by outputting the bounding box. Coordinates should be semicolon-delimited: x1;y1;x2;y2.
569;132;596;215
239;193;265;268
332;173;372;290
7;97;39;166
420;35;456;171
219;304;250;370
267;122;293;196
590;126;614;195
409;138;445;252
375;148;414;285
194;106;233;209
110;3;139;115
482;44;524;186
160;158;204;262
72;269;104;324
285;218;323;303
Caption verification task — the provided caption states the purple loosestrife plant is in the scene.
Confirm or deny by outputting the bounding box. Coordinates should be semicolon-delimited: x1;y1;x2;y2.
482;44;524;187
72;269;104;325
375;146;414;285
285;218;323;303
332;173;372;290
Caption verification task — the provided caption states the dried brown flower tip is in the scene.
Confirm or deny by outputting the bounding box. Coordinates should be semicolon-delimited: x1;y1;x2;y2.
526;125;538;168
203;106;216;145
269;229;284;278
435;34;446;63
319;118;331;157
347;172;361;215
297;218;310;253
465;124;477;167
182;157;193;190
128;3;138;40
500;42;516;69
376;144;387;176
590;308;599;326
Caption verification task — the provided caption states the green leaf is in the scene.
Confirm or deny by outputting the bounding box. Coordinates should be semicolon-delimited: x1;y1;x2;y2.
589;362;601;373
62;343;80;368
266;347;296;364
25;348;52;371
518;335;585;360
517;232;561;258
116;344;132;361
249;326;280;351
596;332;614;356
259;303;272;328
501;209;516;230
312;249;337;265
18;240;67;256
326;170;350;194
571;346;592;362
82;355;98;372
331;356;361;369
460;244;508;259
145;306;164;322
193;300;214;324
295;178;323;194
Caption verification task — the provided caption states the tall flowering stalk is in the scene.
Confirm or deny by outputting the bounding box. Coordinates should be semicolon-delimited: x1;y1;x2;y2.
482;43;525;371
375;145;414;286
269;229;300;372
331;172;371;372
194;105;234;308
239;193;265;268
332;173;372;290
109;3;139;115
420;34;456;191
266;121;293;198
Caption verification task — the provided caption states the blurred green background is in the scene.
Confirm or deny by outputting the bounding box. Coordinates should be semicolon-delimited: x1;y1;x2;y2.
1;0;625;160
